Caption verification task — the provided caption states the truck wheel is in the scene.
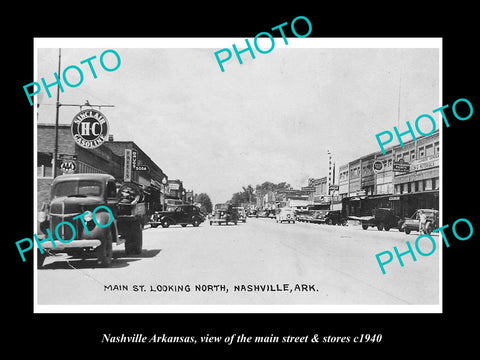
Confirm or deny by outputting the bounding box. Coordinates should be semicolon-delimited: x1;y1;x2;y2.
377;223;384;231
37;249;46;269
425;222;433;235
97;230;113;267
362;224;368;230
125;221;143;255
161;219;171;228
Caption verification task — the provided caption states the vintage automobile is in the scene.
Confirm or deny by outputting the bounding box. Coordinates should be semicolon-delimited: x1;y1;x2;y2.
255;210;268;218
36;174;150;268
401;209;439;235
310;210;347;225
234;206;247;223
276;207;296;223
210;203;238;225
353;208;402;231
150;204;205;228
295;209;312;222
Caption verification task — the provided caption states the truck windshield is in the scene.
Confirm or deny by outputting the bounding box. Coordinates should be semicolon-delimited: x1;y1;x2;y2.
53;180;103;198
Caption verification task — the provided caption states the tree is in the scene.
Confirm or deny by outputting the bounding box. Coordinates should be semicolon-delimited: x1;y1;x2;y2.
196;193;213;214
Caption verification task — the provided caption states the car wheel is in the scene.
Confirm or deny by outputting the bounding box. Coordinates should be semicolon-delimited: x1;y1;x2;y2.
362;224;368;230
425;222;433;235
181;224;187;227
209;221;213;226
384;226;390;231
37;249;46;269
377;223;384;231
151;223;159;228
161;219;171;228
125;221;143;256
97;230;113;266
193;218;200;227
405;229;411;235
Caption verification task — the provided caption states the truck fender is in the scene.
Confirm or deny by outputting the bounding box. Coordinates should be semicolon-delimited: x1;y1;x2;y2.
80;211;116;241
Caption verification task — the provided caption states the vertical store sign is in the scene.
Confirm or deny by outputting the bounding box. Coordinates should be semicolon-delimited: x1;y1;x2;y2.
124;149;132;182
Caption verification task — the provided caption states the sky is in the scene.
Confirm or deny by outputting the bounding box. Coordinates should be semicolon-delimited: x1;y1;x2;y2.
35;39;440;204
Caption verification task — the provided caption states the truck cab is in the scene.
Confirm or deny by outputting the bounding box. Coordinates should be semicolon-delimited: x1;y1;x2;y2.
37;173;146;268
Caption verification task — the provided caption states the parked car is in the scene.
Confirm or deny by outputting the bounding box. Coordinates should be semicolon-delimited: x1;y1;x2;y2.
234;207;247;223
247;209;257;217
210;203;238;225
356;208;402;231
256;210;268;218
276;207;296;223
401;209;439;235
150;204;205;228
310;210;347;225
295;209;312;222
309;210;328;224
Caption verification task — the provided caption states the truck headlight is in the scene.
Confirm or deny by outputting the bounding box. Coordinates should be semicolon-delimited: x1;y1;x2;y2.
84;211;93;222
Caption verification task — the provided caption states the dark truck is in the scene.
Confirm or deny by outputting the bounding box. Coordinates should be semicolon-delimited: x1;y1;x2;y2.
37;173;151;268
210;203;238;225
351;208;402;231
149;204;205;228
401;209;439;235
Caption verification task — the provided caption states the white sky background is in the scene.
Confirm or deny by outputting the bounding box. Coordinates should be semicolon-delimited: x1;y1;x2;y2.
35;39;440;204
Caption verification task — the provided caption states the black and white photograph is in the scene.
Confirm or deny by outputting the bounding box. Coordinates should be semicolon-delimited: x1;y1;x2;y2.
33;38;441;312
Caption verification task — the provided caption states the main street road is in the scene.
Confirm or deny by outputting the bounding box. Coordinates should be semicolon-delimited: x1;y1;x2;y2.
36;217;440;309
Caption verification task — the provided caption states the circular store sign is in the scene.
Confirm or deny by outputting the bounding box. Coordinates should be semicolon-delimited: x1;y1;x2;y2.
71;109;109;149
373;160;384;173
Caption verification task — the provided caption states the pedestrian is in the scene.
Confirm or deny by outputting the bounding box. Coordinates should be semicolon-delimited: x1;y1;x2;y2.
419;210;427;234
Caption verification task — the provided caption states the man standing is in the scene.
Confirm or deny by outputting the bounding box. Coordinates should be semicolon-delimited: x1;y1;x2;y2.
419;210;427;234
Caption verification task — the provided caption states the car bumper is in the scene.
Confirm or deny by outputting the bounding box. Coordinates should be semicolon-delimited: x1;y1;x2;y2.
38;239;103;250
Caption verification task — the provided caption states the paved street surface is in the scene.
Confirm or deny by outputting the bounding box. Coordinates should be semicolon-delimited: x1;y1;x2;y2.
36;218;440;307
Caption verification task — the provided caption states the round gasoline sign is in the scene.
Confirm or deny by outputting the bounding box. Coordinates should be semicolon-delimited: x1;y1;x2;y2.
373;160;384;173
71;109;109;149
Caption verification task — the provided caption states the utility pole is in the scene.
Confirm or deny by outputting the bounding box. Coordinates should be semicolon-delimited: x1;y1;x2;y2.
51;48;114;178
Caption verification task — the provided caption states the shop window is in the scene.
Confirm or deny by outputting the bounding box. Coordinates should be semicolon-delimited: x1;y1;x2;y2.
37;153;53;178
410;150;416;160
397;153;402;161
419;146;425;158
435;141;440;154
433;177;439;190
403;152;410;162
426;144;434;156
424;179;433;191
414;181;419;192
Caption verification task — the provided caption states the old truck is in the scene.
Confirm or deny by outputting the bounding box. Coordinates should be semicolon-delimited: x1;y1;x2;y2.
36;173;151;268
351;208;402;231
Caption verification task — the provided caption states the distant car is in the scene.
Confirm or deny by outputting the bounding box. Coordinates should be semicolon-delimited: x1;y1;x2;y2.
313;210;347;225
295;210;312;222
247;209;257;217
150;204;205;228
234;207;247;223
210;203;238;225
276;207;296;223
401;209;439;235
256;210;268;218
